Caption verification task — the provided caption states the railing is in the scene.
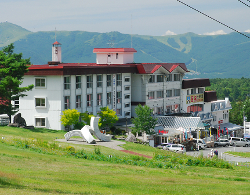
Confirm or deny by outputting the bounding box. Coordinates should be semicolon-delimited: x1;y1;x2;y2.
0;118;9;126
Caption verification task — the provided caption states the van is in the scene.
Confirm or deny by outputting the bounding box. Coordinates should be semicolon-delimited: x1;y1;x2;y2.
228;137;242;146
193;139;207;150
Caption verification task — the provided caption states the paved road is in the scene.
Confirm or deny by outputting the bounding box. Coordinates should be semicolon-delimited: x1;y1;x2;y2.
186;146;250;163
56;138;126;150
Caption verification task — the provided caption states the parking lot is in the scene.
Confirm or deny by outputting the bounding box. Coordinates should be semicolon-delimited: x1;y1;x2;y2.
186;146;250;163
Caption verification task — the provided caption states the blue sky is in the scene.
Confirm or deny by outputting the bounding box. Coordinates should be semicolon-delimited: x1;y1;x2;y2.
1;0;250;36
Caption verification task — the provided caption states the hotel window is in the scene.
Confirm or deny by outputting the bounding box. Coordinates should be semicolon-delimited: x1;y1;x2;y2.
116;108;122;116
125;112;130;116
76;76;81;89
148;91;155;99
125;103;130;108
174;89;180;96
157;75;163;82
64;76;70;90
35;77;46;88
166;74;172;82
174;74;180;81
87;94;93;107
117;91;122;104
117;74;122;86
107;75;112;87
149;75;155;83
107;92;112;105
87;75;93;88
64;96;70;109
166;90;172;97
157;91;163;98
187;89;189;95
166;106;171;114
35;98;46;107
97;93;102;106
191;88;196;94
76;95;81;108
35;118;46;127
116;53;119;59
97;75;103;88
14;97;19;108
124;86;130;91
124;77;130;82
198;88;204;93
125;94;130;99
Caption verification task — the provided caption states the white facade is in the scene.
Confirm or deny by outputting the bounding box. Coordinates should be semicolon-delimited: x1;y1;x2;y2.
17;43;233;132
131;69;185;117
52;41;62;62
20;73;132;130
181;86;231;128
93;48;136;64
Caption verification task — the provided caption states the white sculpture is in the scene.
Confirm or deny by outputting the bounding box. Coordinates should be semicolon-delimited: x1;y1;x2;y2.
64;116;111;143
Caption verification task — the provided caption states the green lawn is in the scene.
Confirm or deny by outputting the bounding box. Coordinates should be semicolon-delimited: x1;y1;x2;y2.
0;126;250;195
225;151;250;158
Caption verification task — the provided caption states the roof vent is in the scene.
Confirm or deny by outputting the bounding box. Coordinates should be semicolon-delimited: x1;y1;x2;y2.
48;61;60;66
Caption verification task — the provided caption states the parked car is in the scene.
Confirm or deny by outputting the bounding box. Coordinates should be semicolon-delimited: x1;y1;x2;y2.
214;139;230;147
193;139;207;150
163;144;186;153
228;137;242;146
233;138;249;147
157;143;171;149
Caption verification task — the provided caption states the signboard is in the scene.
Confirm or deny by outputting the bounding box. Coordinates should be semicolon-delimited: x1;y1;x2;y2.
186;94;204;104
158;130;169;135
113;74;116;111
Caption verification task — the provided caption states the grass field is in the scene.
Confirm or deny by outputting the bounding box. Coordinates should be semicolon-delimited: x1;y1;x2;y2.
225;151;250;158
0;126;250;195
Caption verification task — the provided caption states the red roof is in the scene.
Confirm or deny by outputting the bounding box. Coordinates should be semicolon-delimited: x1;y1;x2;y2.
53;41;61;45
93;48;137;53
26;62;188;76
137;63;188;74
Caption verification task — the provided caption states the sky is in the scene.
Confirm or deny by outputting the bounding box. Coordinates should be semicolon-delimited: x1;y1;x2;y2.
1;0;250;36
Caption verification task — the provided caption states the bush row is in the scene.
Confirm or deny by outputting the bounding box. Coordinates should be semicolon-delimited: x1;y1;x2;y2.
1;138;233;169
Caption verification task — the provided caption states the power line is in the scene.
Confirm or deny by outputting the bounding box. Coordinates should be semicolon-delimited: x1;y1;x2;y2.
176;0;250;39
238;0;250;8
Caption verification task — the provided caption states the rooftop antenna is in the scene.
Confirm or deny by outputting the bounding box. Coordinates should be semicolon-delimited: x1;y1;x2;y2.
107;33;115;48
131;14;133;48
55;27;57;42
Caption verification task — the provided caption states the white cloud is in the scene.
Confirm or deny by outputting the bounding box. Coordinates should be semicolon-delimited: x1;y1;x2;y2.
245;29;250;33
162;30;177;36
203;30;227;35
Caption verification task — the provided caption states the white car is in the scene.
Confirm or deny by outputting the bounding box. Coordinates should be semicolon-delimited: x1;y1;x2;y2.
193;139;207;150
163;144;186;153
233;139;249;147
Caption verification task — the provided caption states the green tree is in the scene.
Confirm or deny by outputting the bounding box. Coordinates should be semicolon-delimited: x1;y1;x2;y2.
60;109;80;130
80;111;95;126
98;106;118;130
0;43;34;122
131;104;157;135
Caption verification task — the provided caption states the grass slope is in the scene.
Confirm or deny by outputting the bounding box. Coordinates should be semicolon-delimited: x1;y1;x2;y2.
0;126;250;194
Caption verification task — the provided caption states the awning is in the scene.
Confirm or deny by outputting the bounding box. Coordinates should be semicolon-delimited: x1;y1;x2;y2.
155;116;205;131
215;123;242;132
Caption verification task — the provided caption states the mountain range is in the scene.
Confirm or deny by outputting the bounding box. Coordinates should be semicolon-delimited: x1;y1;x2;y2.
1;22;250;79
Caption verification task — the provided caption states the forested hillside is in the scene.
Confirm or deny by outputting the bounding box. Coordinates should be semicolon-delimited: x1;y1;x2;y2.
0;22;250;79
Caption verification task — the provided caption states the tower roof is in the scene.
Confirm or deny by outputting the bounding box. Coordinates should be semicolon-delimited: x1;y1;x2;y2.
53;41;61;45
